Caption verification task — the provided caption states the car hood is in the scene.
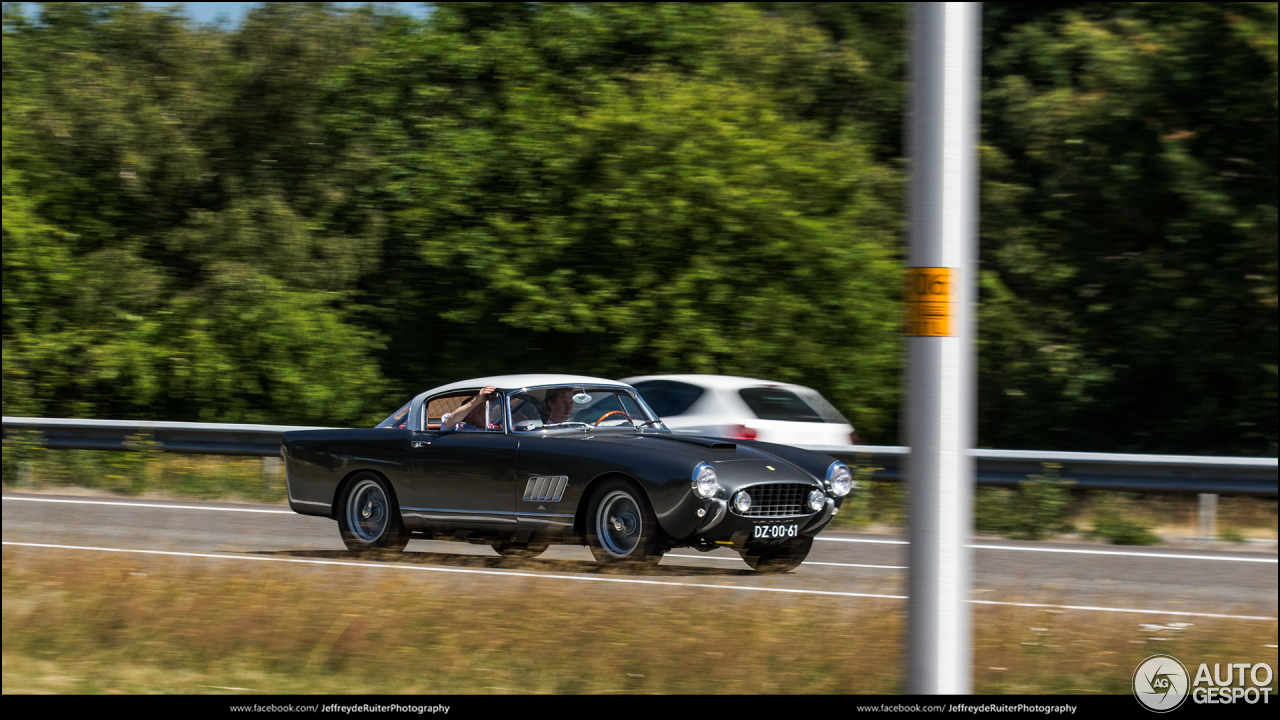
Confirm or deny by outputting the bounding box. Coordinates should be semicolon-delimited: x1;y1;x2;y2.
588;433;820;483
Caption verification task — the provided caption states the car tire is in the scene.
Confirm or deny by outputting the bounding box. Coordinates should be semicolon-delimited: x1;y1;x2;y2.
585;478;666;568
338;472;410;554
741;537;812;574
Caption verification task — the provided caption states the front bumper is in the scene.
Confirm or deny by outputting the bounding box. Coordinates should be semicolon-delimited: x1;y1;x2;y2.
692;496;839;548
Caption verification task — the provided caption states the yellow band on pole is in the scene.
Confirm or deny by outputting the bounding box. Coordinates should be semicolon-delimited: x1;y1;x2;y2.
905;267;953;337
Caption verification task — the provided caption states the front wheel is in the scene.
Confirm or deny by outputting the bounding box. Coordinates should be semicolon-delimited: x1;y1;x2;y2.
585;478;666;568
338;473;409;553
741;537;812;574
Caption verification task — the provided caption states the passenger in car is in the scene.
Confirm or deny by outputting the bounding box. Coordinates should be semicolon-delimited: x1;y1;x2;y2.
441;386;499;431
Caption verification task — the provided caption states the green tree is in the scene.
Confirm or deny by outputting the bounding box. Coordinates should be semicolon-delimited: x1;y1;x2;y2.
979;3;1278;454
320;3;905;437
3;2;391;425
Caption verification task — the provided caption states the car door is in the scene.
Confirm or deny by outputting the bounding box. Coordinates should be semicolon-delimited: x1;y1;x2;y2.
405;392;519;529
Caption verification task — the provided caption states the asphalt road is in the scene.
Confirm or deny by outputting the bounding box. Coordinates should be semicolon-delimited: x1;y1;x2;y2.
2;491;1276;620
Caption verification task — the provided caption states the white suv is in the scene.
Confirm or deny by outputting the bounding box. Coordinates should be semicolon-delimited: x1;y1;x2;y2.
621;374;857;447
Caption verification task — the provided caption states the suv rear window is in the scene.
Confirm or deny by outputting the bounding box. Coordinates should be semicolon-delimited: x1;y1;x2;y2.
633;380;705;417
738;387;824;422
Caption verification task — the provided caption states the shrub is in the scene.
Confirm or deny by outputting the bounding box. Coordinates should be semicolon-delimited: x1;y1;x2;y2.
1088;493;1159;545
975;463;1074;540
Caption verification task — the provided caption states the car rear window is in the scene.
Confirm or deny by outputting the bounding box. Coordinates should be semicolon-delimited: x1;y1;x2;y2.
633;380;705;417
738;387;825;422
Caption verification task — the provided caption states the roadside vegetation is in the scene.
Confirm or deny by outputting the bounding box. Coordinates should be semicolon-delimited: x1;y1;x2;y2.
2;548;1275;694
3;3;1275;457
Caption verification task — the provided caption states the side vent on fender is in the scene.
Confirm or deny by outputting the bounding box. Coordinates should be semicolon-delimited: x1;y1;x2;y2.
524;476;569;502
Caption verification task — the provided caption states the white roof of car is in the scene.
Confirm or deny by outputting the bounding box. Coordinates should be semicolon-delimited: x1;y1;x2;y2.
620;374;814;391
420;374;632;398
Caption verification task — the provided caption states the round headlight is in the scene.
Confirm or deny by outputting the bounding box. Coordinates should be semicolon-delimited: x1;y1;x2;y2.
826;461;854;497
807;489;826;512
733;490;752;514
691;462;720;499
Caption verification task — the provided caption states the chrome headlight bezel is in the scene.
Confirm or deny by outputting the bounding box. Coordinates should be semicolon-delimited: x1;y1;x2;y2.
825;461;854;497
691;462;720;499
732;490;752;514
807;488;826;512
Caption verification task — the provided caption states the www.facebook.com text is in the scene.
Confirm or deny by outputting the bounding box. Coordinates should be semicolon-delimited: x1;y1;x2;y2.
229;705;449;715
855;704;1077;714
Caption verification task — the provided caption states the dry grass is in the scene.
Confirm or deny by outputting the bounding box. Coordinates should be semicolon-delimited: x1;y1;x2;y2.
3;549;1275;695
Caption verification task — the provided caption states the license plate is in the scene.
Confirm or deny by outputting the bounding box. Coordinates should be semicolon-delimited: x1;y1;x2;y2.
752;524;799;540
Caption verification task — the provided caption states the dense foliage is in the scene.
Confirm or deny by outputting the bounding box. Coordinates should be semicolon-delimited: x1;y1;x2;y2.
3;3;1275;454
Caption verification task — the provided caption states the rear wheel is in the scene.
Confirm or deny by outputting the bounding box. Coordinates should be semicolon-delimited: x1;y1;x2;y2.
338;473;409;554
585;478;666;568
741;537;812;574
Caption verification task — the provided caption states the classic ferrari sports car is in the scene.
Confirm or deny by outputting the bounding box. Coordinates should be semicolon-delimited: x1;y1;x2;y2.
282;374;856;572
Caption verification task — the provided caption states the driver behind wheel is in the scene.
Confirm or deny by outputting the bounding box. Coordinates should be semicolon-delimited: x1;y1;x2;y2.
543;387;575;424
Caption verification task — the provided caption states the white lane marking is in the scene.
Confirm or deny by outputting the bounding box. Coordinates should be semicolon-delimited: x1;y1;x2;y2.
967;600;1275;621
2;495;293;514
666;553;907;570
8;496;1275;565
966;544;1278;564
1;542;907;601
5;541;1274;622
817;537;909;545
816;535;1278;564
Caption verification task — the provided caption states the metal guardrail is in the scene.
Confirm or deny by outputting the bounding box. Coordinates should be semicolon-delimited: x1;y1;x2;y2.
4;417;1277;496
802;444;1278;496
1;417;331;456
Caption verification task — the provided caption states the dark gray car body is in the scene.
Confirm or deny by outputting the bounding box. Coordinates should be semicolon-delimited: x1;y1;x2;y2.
282;381;846;551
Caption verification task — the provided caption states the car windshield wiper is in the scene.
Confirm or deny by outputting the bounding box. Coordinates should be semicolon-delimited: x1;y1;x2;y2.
634;419;664;428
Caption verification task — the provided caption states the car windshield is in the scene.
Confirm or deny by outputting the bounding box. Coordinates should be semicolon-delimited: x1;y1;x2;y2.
508;386;667;432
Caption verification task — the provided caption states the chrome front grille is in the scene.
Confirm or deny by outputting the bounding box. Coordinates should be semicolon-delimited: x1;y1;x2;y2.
734;483;816;517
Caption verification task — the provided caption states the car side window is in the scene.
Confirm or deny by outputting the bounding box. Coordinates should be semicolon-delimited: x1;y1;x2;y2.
426;392;504;432
507;392;540;430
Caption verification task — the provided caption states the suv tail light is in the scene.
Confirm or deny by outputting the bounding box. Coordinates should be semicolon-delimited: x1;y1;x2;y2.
726;425;757;441
849;432;861;445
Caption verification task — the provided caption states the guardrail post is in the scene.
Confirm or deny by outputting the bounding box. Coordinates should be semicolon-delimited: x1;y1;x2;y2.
1198;493;1218;540
18;462;34;488
262;456;283;494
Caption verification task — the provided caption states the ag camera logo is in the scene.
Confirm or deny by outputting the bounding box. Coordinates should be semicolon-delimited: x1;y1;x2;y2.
1133;655;1190;712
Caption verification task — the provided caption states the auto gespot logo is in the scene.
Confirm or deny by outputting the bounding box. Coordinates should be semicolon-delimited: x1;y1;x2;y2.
1133;654;1274;712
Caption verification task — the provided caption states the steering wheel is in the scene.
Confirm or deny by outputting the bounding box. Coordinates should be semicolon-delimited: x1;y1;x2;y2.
594;410;632;426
